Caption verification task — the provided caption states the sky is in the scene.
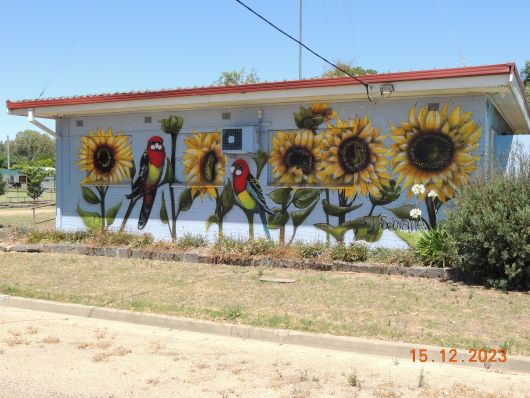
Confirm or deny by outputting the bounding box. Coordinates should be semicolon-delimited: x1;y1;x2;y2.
1;0;529;141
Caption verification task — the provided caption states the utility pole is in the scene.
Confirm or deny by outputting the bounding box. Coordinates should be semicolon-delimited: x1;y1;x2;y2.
6;135;10;169
298;0;302;79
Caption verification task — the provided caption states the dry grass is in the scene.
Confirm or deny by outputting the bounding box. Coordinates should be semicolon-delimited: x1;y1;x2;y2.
91;346;132;362
41;336;60;344
0;207;56;228
0;252;529;355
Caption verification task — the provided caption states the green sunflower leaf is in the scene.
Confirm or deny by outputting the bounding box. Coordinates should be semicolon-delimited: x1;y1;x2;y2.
76;202;102;231
81;187;100;204
268;188;292;205
387;204;417;220
105;199;123;227
267;209;289;229
322;199;362;217
252;150;269;179
353;216;383;242
292;188;321;209
177;188;197;213
291;197;319;228
206;214;219;231
220;181;234;216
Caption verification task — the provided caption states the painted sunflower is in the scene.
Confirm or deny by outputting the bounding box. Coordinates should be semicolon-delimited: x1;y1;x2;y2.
182;132;225;199
269;130;326;186
310;102;337;121
388;103;481;202
321;116;390;198
78;127;133;185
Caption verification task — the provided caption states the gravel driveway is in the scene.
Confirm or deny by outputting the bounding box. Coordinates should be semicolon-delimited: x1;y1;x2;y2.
0;307;528;397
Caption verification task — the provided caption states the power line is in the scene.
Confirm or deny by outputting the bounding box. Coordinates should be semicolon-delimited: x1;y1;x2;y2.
234;0;372;101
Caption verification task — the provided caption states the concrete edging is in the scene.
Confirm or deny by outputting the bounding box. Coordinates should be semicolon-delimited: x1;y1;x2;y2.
0;295;528;374
0;242;455;279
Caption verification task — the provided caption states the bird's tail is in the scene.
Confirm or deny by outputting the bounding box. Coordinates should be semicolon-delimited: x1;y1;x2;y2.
258;207;271;240
138;190;157;230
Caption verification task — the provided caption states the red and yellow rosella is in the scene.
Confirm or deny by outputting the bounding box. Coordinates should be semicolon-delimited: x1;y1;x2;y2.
231;159;274;239
126;136;166;229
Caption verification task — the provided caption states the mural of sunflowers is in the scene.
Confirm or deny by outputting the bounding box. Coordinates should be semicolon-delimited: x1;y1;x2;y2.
269;130;325;186
73;101;481;245
388;103;481;202
182;132;226;199
77;127;133;230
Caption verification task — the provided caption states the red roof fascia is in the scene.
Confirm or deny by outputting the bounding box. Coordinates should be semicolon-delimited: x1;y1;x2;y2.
6;63;515;111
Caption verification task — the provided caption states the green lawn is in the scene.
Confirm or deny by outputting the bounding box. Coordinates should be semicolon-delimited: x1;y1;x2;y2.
0;189;55;204
0;252;528;355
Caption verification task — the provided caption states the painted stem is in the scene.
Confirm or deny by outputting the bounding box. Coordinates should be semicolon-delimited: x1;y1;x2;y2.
324;188;331;245
425;197;437;229
169;134;177;241
97;186;108;231
246;211;254;239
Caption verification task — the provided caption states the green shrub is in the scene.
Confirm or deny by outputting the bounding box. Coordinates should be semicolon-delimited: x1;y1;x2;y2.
295;242;327;258
445;149;530;290
176;233;208;249
91;231;154;247
27;229;91;244
244;238;276;255
414;227;458;268
0;176;6;197
212;237;275;256
330;243;368;262
368;248;419;267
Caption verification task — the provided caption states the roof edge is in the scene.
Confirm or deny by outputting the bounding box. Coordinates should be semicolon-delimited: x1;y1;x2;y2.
6;63;516;111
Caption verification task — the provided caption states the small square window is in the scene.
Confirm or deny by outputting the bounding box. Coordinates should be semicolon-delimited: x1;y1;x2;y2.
427;103;439;111
144;116;152;123
76;120;84;127
222;112;231;120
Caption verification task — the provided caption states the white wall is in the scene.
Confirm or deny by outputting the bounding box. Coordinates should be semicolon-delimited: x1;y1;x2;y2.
56;95;488;248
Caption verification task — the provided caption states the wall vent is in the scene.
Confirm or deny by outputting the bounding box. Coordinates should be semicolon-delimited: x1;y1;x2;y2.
222;112;231;120
427;103;439;111
144;116;152;123
76;120;83;127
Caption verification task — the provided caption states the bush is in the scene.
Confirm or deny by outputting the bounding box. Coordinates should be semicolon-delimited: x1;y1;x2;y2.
414;227;458;268
368;248;419;267
330;243;368;262
212;237;275;256
0;176;6;197
176;233;208;249
445;149;530;290
294;242;327;259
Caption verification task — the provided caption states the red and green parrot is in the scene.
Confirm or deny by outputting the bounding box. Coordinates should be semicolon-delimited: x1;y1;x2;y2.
231;159;274;239
126;136;166;230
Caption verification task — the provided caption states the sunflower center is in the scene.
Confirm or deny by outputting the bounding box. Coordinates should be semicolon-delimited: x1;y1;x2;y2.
94;145;116;173
201;150;218;183
338;136;371;173
407;132;455;172
284;145;314;175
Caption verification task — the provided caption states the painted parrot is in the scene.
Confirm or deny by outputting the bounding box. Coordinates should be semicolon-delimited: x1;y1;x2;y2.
126;136;166;229
231;159;274;239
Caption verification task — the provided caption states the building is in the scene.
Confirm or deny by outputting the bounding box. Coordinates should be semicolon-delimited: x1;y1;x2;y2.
6;63;530;247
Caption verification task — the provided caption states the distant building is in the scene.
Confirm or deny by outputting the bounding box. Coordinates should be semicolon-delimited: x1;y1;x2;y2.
0;168;26;188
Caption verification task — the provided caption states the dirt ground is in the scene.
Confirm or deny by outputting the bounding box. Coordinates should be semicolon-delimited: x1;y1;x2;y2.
0;307;528;398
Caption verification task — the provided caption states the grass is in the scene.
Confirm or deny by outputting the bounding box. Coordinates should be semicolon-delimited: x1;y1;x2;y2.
0;207;56;228
0;252;529;355
0;189;55;204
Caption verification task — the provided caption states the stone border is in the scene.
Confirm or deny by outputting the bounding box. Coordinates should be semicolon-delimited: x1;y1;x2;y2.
0;242;457;280
1;295;529;374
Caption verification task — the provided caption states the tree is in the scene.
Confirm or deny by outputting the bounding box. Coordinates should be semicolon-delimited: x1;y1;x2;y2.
13;164;53;202
8;130;55;163
0;175;6;197
321;61;377;78
521;60;530;105
214;68;259;86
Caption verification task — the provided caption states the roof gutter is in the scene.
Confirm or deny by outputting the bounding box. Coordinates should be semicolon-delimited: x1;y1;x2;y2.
28;109;58;138
508;69;530;133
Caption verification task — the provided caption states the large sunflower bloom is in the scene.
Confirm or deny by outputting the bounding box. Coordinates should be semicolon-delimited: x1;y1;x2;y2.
182;132;225;199
269;130;326;186
78;127;132;185
320;116;390;198
388;103;481;202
